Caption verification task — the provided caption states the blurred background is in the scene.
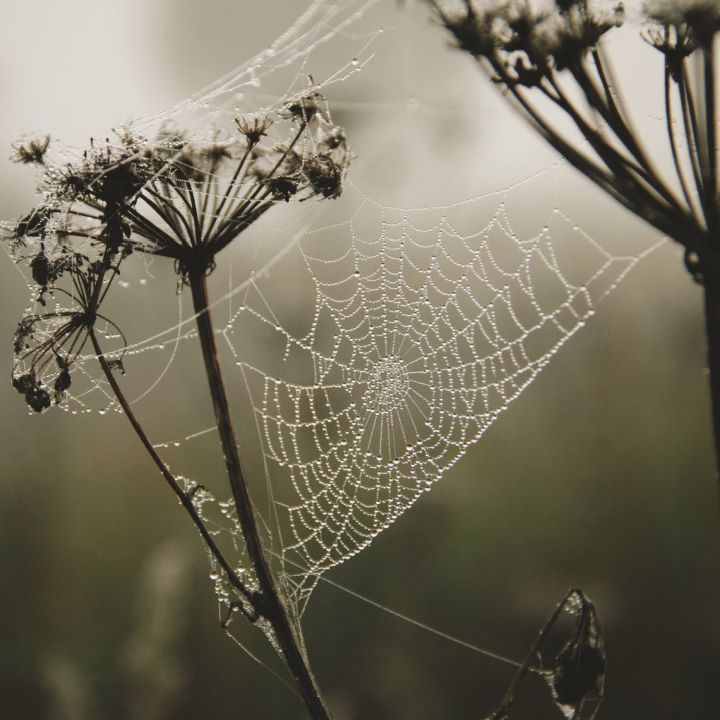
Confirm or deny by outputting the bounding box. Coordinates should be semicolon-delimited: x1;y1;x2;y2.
1;1;719;719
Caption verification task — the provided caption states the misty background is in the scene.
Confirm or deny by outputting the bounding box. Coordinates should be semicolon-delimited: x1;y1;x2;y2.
1;1;719;718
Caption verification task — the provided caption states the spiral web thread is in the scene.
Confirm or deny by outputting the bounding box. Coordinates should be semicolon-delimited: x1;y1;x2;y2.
3;0;662;622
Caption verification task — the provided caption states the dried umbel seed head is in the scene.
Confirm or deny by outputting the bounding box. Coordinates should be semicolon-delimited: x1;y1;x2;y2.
267;176;299;202
10;87;351;270
533;1;624;70
12;372;51;412
641;21;696;80
433;0;624;79
11;135;50;165
430;0;720;288
644;0;720;48
10;255;128;413
235;115;272;146
48;137;149;207
281;89;329;123
303;154;345;199
5;90;353;411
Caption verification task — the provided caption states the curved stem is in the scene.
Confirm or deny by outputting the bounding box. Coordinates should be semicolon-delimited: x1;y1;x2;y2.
702;45;718;233
88;327;258;615
679;63;707;211
666;64;702;222
187;268;332;720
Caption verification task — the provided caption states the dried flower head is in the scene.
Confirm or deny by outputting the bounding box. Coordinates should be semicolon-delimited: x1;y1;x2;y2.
235;115;272;146
433;0;623;81
641;21;696;79
644;0;720;48
266;175;299;202
7;93;350;284
11;248;127;412
303;154;346;199
5;93;353;411
11;135;50;165
281;87;330;123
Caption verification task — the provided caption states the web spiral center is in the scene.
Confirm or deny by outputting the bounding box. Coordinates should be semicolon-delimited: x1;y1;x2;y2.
364;355;409;414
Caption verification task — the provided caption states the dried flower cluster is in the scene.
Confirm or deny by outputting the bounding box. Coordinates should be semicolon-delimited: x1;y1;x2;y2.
435;0;624;80
644;0;720;49
5;91;351;413
430;0;719;274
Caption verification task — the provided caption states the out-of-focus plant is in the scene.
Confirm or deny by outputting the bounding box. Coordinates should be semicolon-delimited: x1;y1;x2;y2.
3;90;350;720
429;0;720;488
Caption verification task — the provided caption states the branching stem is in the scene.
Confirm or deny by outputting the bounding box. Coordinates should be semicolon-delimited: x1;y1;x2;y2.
89;327;258;616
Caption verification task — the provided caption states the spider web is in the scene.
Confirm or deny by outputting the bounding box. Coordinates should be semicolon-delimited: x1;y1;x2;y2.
4;0;662;623
230;178;657;613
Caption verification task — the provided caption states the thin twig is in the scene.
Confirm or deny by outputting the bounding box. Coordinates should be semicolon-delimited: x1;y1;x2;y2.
88;327;258;616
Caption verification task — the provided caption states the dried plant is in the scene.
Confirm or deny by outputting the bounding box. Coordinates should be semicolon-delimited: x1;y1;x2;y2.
4;89;351;720
7;3;692;715
429;0;720;487
488;589;606;720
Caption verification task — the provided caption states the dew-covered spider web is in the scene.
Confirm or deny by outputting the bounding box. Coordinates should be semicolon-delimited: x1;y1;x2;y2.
4;0;663;623
231;186;658;612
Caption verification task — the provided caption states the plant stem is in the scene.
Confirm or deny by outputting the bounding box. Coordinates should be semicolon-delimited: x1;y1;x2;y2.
188;268;332;720
703;44;718;233
88;328;257;614
703;277;720;497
